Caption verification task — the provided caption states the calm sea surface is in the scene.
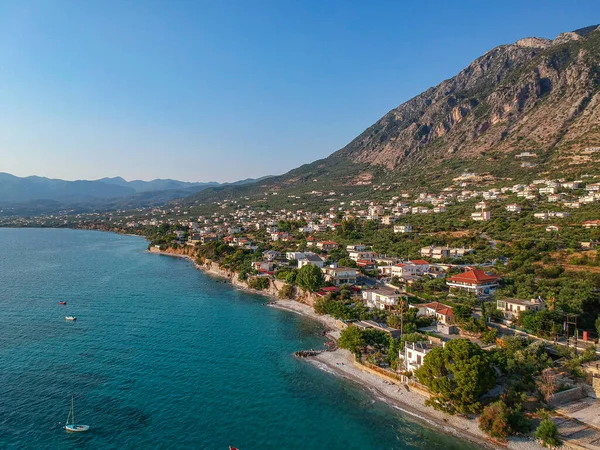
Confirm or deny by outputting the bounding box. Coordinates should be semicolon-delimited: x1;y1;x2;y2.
0;229;476;449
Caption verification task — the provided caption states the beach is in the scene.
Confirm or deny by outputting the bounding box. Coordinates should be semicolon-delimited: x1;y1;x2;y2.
149;247;546;449
269;299;545;450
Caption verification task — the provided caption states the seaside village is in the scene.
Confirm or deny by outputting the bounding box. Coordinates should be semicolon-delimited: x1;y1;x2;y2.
117;174;600;448
9;171;600;447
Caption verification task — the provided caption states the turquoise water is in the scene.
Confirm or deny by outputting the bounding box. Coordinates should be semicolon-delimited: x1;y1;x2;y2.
0;229;476;449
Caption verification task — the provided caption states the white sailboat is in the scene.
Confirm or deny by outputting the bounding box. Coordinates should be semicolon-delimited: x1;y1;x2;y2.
64;395;90;432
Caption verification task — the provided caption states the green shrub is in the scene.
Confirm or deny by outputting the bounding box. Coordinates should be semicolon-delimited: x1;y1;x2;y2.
248;277;270;290
279;283;295;299
536;418;560;447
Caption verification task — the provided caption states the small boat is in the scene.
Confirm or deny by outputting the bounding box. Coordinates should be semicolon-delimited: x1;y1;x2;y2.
229;447;239;450
59;301;67;305
64;395;90;433
65;316;77;321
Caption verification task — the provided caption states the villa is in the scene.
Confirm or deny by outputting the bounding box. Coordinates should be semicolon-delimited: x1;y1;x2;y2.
446;269;501;297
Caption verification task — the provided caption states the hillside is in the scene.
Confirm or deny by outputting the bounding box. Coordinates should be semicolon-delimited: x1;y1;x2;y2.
185;25;600;208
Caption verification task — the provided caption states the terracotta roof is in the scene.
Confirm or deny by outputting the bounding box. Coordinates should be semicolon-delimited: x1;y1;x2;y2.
409;260;430;265
447;269;500;284
422;302;454;317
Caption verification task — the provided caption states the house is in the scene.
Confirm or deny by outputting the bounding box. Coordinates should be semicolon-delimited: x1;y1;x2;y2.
297;253;325;269
403;341;442;372
475;201;489;210
391;263;419;278
506;204;522;213
201;234;219;244
446;269;501;297
546;225;559;232
306;236;317;247
394;224;413;233
581;241;598;249
497;297;546;322
421;246;448;259
412;302;454;324
286;251;308;261
322;267;358;286
346;244;367;252
585;182;600;192
270;231;289;241
316;241;338;251
471;210;491;221
348;251;377;262
408;260;430;274
362;287;403;310
583;220;600;228
356;259;376;270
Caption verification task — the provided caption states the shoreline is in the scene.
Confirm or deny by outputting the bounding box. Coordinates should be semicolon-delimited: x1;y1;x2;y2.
148;246;543;449
307;350;541;450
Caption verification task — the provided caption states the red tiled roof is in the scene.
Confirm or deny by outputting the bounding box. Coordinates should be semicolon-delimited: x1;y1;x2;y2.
409;260;430;265
422;302;454;317
447;269;500;284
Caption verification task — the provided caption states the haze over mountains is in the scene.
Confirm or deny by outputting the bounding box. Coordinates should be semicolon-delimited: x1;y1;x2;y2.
0;173;270;215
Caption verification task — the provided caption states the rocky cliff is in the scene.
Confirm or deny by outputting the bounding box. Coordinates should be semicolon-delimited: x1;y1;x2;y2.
334;25;600;175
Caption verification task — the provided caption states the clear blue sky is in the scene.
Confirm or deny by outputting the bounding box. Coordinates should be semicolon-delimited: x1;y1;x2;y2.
0;0;598;182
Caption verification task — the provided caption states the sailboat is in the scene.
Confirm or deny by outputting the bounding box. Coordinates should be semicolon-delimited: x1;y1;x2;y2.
64;395;90;432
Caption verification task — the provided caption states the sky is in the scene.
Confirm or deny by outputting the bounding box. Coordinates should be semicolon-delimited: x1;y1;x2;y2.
0;1;598;183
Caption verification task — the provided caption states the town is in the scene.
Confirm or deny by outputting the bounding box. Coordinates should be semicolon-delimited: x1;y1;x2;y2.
3;170;600;448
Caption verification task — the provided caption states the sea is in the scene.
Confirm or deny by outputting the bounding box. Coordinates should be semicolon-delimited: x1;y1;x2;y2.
0;228;477;449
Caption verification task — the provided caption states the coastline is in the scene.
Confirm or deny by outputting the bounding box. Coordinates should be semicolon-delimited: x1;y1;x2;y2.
147;246;543;449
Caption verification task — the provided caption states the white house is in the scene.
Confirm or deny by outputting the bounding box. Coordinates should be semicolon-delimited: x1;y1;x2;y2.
506;204;522;213
322;267;358;286
362;288;403;310
496;297;545;322
471;210;491;221
297;253;325;269
394;224;413;233
403;341;442;372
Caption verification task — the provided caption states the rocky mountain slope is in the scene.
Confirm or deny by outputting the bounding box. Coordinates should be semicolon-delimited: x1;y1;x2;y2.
185;25;600;208
335;25;600;175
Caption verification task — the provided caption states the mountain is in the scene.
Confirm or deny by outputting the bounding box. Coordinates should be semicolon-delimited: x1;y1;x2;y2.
0;173;270;216
97;177;220;193
334;25;600;175
184;25;600;207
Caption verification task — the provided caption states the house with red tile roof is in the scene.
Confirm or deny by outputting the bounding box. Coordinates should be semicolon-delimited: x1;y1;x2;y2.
446;269;501;297
411;301;454;325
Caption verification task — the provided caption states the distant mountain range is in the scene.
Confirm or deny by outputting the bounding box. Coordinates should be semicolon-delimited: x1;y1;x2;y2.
0;173;271;216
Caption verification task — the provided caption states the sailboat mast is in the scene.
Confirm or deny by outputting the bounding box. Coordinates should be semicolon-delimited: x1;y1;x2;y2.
72;395;75;425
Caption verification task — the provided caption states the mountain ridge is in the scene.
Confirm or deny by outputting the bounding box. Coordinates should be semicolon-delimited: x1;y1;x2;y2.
183;24;600;209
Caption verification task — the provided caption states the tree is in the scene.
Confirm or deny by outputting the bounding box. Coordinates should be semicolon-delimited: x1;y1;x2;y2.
279;283;295;299
296;264;325;292
536;419;560;448
481;328;498;345
338;326;365;356
415;338;496;415
479;400;511;440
